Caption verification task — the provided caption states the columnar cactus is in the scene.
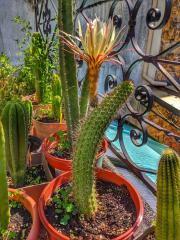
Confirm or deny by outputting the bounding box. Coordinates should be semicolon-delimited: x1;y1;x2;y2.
0;121;10;231
31;32;44;103
1;101;29;187
58;0;80;143
156;149;180;240
73;81;134;215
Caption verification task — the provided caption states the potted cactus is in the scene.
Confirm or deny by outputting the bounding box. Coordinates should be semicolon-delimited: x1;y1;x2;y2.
0;121;40;240
38;79;144;239
1;100;32;187
136;149;180;240
33;73;67;140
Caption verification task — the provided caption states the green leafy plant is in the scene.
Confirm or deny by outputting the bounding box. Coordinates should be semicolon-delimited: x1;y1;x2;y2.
156;149;180;240
1;100;31;187
51;185;77;226
49;130;70;156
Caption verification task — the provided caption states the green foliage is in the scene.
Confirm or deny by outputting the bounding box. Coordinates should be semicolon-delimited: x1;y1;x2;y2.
31;32;53;103
0;54;20;112
1;101;29;187
0;121;10;231
156;149;180;240
49;130;70;155
51;185;77;226
73;81;134;215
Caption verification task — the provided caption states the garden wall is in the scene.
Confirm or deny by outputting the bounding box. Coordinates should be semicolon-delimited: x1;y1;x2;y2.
0;0;35;64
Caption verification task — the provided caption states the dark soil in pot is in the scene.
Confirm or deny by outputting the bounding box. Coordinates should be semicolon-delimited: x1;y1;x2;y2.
50;147;71;159
7;165;47;188
45;180;137;239
37;116;59;123
0;201;32;240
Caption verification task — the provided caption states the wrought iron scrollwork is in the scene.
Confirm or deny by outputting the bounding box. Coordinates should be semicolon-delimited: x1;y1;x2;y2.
75;1;179;149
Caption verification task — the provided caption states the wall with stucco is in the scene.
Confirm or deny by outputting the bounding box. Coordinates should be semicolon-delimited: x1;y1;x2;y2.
0;0;35;64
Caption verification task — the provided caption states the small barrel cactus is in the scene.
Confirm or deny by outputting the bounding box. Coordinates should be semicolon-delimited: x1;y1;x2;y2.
0;121;10;231
1;101;30;187
52;95;62;123
52;73;62;122
156;149;180;240
73;81;134;215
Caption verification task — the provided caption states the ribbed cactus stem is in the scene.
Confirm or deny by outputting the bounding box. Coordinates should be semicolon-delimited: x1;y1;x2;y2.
0;121;10;230
156;149;180;240
58;0;80;144
1;101;29;187
23;100;32;131
73;81;134;215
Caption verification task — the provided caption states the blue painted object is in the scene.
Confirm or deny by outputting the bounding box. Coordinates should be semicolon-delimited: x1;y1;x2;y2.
105;120;168;183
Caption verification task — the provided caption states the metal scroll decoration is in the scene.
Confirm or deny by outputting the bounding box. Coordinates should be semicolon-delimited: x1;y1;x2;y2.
34;0;57;44
75;0;180;162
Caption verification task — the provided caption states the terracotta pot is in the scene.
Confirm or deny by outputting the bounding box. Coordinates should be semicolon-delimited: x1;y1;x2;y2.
38;169;144;240
42;132;108;172
32;119;67;140
9;188;40;240
21;183;48;203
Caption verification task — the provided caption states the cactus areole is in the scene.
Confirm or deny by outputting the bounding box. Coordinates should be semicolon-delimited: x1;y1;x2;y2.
156;149;180;240
72;81;134;216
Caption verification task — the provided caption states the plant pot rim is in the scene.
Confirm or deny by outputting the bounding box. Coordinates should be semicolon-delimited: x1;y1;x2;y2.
38;169;144;240
8;188;40;240
42;132;109;171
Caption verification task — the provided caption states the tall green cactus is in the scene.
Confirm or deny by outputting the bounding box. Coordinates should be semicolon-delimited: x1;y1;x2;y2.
58;0;80;143
31;32;44;103
156;149;180;240
52;73;62;122
1;101;29;187
73;81;134;215
0;121;10;231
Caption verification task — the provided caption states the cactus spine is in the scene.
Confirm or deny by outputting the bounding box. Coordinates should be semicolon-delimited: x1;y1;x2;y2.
58;0;80;143
1;101;29;187
0;121;10;231
73;81;134;215
52;74;62;122
156;149;180;240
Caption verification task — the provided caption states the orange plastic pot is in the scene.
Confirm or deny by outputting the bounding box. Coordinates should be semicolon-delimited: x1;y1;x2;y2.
32;119;67;140
38;169;144;240
9;188;40;240
42;132;108;172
